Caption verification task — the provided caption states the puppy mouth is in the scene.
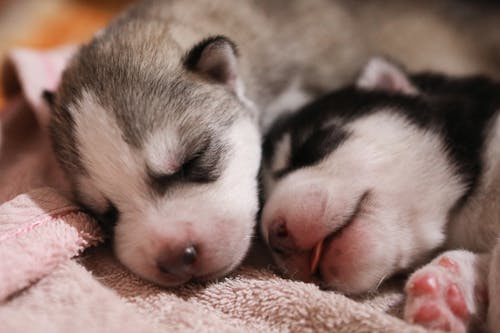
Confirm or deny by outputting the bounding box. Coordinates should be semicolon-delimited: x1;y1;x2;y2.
310;190;371;275
155;264;233;286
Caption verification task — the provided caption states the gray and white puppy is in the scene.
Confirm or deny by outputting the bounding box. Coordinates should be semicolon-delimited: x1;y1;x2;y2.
47;0;500;288
47;0;369;287
261;58;500;332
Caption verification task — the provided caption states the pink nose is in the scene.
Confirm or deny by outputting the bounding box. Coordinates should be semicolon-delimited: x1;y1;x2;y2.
268;218;297;255
266;186;328;255
156;245;198;278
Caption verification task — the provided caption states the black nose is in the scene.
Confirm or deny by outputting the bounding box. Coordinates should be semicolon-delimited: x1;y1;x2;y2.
182;245;197;265
268;219;296;255
156;245;198;278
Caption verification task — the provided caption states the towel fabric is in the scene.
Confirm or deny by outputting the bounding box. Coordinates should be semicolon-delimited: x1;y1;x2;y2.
0;46;427;333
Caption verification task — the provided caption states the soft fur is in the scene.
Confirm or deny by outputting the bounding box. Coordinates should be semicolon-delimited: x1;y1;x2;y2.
48;0;500;288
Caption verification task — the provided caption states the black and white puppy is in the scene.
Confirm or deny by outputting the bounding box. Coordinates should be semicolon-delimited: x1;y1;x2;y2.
261;58;500;332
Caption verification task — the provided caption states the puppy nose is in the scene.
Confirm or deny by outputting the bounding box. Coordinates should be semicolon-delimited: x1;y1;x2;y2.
183;245;197;265
268;218;296;255
156;245;198;278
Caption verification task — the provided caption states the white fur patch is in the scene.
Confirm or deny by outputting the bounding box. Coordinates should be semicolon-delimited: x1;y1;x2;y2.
145;126;182;175
270;133;291;174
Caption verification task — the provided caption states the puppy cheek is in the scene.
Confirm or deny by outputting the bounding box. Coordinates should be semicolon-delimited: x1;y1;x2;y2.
209;216;254;272
112;219;155;272
320;217;396;294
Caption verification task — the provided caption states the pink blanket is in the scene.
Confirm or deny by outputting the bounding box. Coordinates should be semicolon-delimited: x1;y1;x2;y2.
0;46;426;332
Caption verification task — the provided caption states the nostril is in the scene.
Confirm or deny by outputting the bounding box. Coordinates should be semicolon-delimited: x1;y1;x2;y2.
275;221;288;238
183;245;197;265
270;218;289;239
268;218;295;255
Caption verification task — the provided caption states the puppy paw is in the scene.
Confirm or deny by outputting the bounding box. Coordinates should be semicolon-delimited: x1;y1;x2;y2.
404;253;483;333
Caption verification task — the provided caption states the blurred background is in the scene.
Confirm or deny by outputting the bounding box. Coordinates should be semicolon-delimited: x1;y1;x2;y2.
0;0;499;106
0;0;133;105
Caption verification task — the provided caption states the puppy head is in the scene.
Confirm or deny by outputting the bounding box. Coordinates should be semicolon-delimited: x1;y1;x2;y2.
49;34;261;286
261;58;467;294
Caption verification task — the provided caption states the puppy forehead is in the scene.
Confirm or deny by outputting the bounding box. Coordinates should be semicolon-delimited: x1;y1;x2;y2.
60;46;240;148
72;90;219;169
102;81;236;149
265;98;433;180
70;88;259;195
144;124;221;174
144;127;184;174
264;109;348;174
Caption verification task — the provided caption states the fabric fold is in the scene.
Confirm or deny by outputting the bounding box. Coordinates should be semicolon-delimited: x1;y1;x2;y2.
0;188;102;301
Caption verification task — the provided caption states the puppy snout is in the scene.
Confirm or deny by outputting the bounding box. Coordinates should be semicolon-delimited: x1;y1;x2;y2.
268;218;296;255
266;185;328;255
156;244;198;278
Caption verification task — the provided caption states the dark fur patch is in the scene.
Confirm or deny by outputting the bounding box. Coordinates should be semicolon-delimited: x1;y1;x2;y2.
271;123;350;178
288;126;349;174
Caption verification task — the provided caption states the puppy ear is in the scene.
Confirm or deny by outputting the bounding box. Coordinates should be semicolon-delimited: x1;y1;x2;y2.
2;45;77;128
356;57;418;95
184;35;239;90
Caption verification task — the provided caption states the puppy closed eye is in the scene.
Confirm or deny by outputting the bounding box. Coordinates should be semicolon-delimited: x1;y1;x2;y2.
149;143;225;194
185;140;226;181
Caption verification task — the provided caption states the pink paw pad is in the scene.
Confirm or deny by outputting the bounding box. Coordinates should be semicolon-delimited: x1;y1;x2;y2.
413;303;451;330
408;273;439;296
446;283;468;320
413;303;442;322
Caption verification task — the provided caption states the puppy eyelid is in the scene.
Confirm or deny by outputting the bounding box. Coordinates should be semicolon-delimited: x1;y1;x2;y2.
147;143;221;194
